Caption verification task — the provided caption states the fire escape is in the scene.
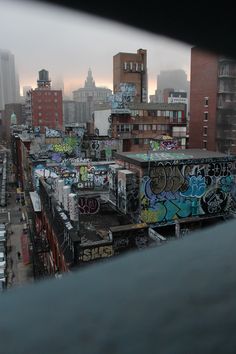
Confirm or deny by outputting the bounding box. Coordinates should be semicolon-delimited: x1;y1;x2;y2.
30;224;51;278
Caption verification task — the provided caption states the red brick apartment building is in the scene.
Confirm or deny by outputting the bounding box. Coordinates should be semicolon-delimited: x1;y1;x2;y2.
111;103;187;152
26;69;63;132
113;48;148;103
189;47;236;154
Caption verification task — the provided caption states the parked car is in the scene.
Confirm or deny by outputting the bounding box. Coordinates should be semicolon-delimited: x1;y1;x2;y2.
0;242;5;253
0;252;6;269
0;267;6;280
0;224;6;231
0;231;6;243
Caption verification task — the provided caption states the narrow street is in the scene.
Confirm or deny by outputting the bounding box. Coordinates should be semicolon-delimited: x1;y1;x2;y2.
5;185;34;289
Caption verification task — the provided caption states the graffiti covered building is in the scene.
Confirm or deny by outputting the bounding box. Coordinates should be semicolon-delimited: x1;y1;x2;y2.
114;149;236;228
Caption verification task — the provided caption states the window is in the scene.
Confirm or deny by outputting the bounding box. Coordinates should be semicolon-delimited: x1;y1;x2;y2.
203;140;207;149
204;112;208;121
203;126;208;136
100;150;106;159
152;125;157;130
133;138;139;145
204;97;209;106
133;124;139;130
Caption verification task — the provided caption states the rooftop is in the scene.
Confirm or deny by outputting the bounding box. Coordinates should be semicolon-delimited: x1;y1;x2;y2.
115;149;236;167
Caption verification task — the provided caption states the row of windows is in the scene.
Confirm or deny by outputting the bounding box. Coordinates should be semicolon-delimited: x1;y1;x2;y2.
34;92;58;96
123;62;144;72
37;112;59;117
35;118;59;124
116;124;170;132
35;99;59;104
131;110;184;118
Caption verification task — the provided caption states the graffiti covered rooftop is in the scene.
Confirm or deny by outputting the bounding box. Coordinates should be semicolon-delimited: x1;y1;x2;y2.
115;149;236;167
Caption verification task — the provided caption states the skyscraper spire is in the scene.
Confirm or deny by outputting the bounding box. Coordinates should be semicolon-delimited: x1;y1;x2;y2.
84;68;96;88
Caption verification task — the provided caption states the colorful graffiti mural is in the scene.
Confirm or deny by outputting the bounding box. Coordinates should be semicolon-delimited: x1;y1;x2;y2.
51;136;79;155
149;138;179;151
111;83;136;111
140;161;236;224
76;164;110;190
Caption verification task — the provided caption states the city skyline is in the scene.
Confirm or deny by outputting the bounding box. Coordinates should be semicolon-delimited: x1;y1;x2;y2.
1;0;191;98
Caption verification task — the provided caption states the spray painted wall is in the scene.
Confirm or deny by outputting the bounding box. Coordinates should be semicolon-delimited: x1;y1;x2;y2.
140;160;236;224
117;170;139;215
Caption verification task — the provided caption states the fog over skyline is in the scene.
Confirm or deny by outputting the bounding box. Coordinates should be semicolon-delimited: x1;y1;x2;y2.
1;0;191;98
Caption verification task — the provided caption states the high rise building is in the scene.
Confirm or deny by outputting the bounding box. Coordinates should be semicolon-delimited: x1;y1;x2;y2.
0;49;20;110
154;69;189;103
113;48;148;103
26;69;63;131
189;47;236;154
73;68;112;122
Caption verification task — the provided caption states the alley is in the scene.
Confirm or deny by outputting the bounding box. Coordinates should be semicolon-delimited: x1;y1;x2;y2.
5;185;34;289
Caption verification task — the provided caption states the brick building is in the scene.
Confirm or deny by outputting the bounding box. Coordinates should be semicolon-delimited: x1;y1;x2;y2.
26;69;63;132
111;103;187;152
189;47;236;154
113;48;148;103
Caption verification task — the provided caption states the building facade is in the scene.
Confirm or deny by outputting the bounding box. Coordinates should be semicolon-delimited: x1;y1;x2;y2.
73;68;112;122
111;103;187;152
189;47;236;154
0;49;20;110
1;103;26;141
63;100;87;125
113;48;148;103
26;69;63;132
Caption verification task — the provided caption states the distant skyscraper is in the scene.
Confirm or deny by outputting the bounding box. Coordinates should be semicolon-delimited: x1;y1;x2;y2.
154;69;189;103
0;49;20;110
157;69;188;91
113;48;148;103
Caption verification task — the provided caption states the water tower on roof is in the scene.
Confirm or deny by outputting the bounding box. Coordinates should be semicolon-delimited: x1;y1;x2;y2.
37;69;51;89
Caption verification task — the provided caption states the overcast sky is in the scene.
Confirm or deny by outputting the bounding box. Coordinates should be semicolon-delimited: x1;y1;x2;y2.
1;0;191;98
